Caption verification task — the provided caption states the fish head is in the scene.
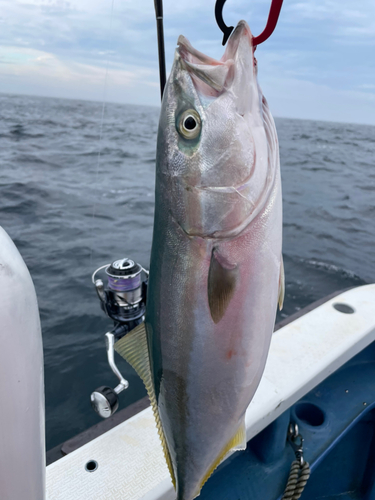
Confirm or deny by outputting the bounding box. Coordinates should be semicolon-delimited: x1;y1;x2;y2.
158;20;275;239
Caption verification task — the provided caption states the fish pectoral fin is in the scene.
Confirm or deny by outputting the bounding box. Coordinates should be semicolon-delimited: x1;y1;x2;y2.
114;323;176;489
278;254;285;311
196;419;247;496
208;248;238;324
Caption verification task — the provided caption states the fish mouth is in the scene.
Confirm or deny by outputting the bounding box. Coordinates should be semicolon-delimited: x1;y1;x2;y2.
177;21;254;95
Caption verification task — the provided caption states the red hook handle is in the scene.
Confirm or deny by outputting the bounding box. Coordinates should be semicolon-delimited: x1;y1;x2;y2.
253;0;284;46
215;0;284;46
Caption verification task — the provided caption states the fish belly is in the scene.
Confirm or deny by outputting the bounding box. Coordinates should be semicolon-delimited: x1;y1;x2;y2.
146;178;282;500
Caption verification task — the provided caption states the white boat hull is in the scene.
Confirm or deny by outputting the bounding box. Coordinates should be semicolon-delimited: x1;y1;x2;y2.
0;227;45;500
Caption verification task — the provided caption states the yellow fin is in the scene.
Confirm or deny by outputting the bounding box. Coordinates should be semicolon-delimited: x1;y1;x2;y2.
114;323;176;488
208;248;238;324
196;419;246;496
278;254;285;311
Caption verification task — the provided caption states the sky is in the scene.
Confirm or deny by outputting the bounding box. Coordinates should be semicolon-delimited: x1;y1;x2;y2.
1;0;375;124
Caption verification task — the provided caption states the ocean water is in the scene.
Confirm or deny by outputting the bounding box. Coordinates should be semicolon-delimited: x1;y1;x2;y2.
0;93;374;451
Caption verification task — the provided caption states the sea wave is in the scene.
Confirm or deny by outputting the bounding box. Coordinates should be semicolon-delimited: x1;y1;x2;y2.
0;93;373;450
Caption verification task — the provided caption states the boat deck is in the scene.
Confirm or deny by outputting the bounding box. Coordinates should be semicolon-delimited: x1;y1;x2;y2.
46;284;375;500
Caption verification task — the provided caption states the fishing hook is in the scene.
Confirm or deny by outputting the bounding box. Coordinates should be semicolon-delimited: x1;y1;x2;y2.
215;0;284;46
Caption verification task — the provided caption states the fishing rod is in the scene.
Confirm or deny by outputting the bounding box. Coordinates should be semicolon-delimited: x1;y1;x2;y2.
89;1;167;417
154;0;167;100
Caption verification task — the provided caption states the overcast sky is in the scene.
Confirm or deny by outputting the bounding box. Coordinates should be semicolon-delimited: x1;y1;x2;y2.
1;0;375;124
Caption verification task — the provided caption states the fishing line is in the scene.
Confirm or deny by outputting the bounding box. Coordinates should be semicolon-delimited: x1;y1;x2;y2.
89;0;115;270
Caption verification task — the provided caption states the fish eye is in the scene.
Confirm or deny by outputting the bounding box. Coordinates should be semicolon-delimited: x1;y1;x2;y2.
178;109;201;140
184;116;197;130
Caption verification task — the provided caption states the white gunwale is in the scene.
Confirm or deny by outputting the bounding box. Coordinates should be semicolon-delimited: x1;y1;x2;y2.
46;284;375;500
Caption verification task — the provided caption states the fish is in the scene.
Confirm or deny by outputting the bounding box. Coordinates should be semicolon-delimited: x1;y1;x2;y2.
115;19;284;500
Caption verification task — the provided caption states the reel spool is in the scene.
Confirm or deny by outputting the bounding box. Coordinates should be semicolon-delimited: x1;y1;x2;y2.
90;257;148;418
92;258;148;329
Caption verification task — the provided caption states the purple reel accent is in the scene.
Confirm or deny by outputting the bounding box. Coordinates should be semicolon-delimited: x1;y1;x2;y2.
107;274;141;292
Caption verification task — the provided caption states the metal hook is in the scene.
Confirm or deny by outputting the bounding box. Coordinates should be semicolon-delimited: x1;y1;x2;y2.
287;422;305;467
215;0;284;46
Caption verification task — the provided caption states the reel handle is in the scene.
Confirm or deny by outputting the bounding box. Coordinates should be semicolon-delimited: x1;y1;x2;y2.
90;333;129;418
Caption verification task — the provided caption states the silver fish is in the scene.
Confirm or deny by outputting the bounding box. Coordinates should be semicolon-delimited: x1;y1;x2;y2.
116;20;284;500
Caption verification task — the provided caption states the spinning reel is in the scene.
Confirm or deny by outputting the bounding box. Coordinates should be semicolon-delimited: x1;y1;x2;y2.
90;258;148;418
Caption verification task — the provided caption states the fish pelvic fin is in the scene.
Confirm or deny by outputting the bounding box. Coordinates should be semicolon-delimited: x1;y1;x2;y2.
278;254;285;311
208;248;238;324
195;419;247;497
114;322;176;489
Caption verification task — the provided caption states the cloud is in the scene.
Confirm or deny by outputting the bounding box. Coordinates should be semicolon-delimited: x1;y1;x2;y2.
0;45;159;105
262;75;375;125
0;0;375;124
359;83;375;90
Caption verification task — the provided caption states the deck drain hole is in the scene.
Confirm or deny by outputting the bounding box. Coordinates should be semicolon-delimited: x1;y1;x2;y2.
333;303;355;314
295;402;325;427
85;460;98;472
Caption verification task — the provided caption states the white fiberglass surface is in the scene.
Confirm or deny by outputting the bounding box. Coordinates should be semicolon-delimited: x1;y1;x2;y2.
46;284;375;500
0;227;45;500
